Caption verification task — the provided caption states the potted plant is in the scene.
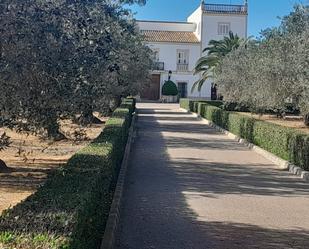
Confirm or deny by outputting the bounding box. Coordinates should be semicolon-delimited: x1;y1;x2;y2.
162;80;178;103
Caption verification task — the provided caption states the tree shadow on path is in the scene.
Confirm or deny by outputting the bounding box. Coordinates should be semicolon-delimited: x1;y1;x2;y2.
116;104;309;249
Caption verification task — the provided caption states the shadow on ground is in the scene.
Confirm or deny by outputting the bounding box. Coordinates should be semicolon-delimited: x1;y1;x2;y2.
116;104;309;249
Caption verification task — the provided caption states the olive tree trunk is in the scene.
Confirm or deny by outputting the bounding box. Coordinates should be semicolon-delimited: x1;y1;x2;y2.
77;109;103;126
0;159;10;173
304;113;309;127
47;121;66;141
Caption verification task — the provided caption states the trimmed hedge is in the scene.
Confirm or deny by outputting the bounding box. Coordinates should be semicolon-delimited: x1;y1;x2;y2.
180;99;309;171
0;98;135;249
180;99;223;111
162;80;178;96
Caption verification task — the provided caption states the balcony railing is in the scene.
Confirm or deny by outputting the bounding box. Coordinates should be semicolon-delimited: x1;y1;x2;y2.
153;61;164;71
203;4;247;14
177;63;189;72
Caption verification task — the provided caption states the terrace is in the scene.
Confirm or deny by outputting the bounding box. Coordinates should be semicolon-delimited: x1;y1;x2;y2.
202;3;248;15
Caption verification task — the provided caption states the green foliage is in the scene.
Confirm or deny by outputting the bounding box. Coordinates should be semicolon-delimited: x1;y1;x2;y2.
179;99;191;110
0;0;151;136
217;5;309;124
162;80;178;96
183;100;309;171
0;98;135;249
288;133;309;171
222;102;250;112
192;32;251;92
252;121;293;160
227;113;254;142
193;102;199;113
0;232;15;244
203;101;224;108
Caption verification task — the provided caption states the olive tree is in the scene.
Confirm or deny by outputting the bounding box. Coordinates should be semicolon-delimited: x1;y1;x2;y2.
0;0;152;136
217;5;309;124
0;1;75;139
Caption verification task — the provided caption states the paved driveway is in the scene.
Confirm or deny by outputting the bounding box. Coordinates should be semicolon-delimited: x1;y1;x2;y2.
115;103;309;249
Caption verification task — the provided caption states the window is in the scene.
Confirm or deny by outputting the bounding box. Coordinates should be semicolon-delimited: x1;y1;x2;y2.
177;50;189;64
176;50;189;71
178;82;188;98
218;22;230;35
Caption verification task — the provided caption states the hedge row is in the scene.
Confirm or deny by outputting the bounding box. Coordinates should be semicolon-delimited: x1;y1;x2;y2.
179;99;223;111
180;99;309;171
0;98;136;249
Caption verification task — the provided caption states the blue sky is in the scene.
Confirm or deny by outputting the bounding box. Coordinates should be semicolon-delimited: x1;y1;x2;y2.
129;0;308;38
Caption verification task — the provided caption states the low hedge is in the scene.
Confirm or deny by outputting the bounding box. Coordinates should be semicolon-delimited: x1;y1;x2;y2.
180;99;223;111
0;98;135;249
179;99;309;171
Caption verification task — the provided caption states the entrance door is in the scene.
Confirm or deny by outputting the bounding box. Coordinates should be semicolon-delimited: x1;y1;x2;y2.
178;82;188;98
141;74;160;100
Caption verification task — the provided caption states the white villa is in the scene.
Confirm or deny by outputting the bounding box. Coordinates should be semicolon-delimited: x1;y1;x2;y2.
137;0;248;100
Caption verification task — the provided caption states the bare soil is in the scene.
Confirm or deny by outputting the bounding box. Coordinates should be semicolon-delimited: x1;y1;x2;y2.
0;115;107;214
237;112;309;134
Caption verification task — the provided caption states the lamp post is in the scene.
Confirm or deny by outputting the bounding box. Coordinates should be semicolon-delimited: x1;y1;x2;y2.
168;70;172;80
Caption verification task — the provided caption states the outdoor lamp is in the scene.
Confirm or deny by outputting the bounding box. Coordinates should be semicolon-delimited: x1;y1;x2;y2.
168;70;172;80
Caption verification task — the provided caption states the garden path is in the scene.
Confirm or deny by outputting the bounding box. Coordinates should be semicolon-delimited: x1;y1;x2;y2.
115;102;309;249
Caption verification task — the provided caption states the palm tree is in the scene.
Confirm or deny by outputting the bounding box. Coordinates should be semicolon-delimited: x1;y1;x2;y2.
192;31;250;92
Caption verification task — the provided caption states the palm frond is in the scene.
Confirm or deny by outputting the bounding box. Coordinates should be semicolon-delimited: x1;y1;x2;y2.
195;32;252;92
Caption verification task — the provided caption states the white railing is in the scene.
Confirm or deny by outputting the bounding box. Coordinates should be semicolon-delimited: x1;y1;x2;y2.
203;4;247;14
177;63;189;72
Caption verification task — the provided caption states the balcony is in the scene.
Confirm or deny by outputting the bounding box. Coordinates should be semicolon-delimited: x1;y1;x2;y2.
203;3;248;14
177;63;189;72
153;61;164;71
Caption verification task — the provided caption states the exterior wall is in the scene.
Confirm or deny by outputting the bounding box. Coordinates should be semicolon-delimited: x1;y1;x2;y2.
158;72;210;99
146;42;210;99
187;6;203;41
137;3;248;100
201;13;247;51
147;42;200;72
137;21;196;32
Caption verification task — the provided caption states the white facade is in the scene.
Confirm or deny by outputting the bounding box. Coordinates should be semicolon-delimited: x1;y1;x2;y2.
137;1;248;100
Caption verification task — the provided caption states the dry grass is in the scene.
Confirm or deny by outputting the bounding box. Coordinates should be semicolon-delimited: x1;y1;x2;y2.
237;112;309;134
0;115;107;214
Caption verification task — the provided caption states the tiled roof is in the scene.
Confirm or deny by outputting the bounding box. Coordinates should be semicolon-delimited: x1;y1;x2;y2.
140;30;199;44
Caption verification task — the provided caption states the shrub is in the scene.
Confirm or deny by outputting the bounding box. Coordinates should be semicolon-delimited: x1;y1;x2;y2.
202;100;224;108
192;102;199;113
289;134;309;170
252;121;292;160
179;98;191;110
162;80;178;96
0;98;135;249
182;100;309;171
222;102;250;112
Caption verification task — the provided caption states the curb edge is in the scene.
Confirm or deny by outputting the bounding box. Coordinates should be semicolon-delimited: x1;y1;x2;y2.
100;112;136;249
180;108;309;182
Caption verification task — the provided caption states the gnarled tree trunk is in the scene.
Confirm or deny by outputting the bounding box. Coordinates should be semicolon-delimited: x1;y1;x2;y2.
304;113;309;127
47;121;66;141
0;159;10;173
77;109;103;126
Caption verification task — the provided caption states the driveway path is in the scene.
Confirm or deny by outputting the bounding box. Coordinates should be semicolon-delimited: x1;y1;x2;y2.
115;103;309;249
